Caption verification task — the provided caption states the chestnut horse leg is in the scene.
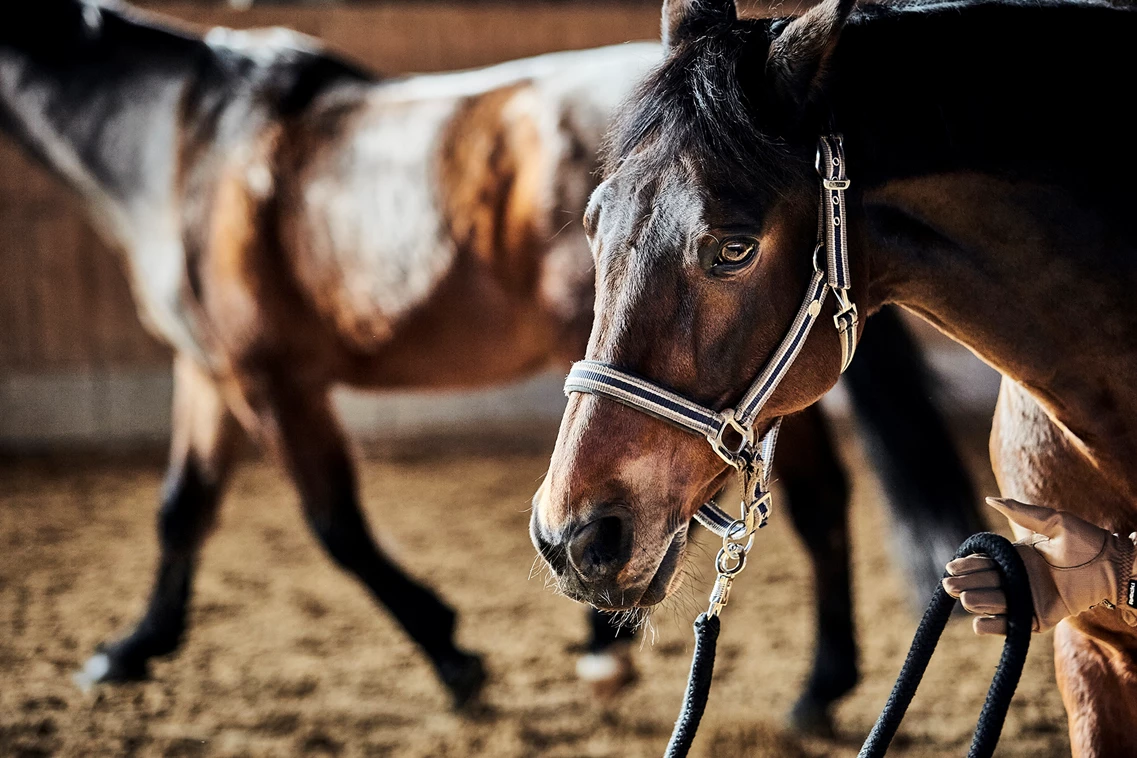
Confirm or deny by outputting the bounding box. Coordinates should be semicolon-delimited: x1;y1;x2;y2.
1055;617;1137;757
779;405;857;736
249;374;486;708
80;355;241;684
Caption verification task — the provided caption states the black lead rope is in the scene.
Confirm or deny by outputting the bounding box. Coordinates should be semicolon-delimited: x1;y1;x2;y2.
663;613;721;758
859;532;1033;758
664;532;1034;758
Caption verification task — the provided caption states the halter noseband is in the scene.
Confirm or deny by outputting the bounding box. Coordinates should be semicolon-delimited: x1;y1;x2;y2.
563;135;858;617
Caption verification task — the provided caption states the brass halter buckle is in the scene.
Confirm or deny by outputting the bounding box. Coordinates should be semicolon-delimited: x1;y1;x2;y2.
833;286;859;323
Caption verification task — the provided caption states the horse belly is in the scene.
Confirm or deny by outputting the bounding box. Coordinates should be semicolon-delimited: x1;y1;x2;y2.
339;259;571;390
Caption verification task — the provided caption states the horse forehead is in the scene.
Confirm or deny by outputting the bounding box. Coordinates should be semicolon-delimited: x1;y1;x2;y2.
592;200;698;351
596;167;705;251
643;177;705;246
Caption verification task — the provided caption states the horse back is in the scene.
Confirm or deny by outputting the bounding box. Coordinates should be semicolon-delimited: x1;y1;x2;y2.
268;46;658;385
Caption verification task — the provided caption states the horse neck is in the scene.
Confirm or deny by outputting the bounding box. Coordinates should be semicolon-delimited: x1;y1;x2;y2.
832;2;1135;186
834;2;1137;477
0;4;204;244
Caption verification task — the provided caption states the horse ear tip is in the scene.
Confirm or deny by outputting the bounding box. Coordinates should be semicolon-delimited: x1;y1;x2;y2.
663;0;739;49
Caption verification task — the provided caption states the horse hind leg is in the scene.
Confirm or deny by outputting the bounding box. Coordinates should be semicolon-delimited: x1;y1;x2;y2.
778;406;857;737
250;375;485;709
77;355;240;686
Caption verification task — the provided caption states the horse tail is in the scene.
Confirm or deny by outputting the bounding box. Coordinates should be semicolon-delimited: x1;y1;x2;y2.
843;306;985;605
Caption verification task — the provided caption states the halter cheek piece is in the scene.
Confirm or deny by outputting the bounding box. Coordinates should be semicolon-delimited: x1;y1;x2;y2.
564;135;858;617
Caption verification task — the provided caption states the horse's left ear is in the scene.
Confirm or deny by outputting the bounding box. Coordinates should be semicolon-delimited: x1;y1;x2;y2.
662;0;737;50
765;0;856;118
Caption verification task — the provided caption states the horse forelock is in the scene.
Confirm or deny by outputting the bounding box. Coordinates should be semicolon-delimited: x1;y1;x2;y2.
600;19;804;196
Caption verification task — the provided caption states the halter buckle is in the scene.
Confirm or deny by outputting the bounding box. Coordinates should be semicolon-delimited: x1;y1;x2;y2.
749;489;773;529
822;178;851;191
833;287;857;318
707;409;752;467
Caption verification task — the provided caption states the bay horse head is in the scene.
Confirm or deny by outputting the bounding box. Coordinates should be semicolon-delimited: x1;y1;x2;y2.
532;0;865;611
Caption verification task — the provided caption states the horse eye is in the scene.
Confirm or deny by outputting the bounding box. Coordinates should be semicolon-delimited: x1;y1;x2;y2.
714;238;758;267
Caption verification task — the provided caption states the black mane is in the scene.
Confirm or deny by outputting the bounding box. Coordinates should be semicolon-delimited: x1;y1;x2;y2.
601;16;803;193
602;0;1130;195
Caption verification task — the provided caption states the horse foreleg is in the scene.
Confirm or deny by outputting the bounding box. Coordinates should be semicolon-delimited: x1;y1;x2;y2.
78;355;240;685
779;405;857;737
1056;616;1137;757
576;607;637;698
252;376;485;709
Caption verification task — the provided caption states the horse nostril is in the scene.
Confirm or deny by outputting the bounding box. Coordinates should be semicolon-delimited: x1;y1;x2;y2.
530;512;569;576
567;514;632;581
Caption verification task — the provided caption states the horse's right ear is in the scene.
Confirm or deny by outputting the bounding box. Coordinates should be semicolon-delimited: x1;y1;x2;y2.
662;0;738;49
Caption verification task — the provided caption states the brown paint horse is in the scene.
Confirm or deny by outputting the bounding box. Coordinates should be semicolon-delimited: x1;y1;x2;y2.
535;0;1137;750
2;0;980;724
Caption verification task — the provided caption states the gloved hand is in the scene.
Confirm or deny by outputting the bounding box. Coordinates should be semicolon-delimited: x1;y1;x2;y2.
942;497;1137;635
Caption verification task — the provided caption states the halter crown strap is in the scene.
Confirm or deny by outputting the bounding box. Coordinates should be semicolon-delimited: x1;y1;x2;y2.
733;269;828;428
818;135;850;291
818;134;859;372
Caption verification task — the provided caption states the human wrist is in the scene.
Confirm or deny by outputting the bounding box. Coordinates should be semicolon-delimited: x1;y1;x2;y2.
1122;532;1137;609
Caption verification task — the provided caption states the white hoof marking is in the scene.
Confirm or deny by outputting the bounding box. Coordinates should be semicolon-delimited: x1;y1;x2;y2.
576;652;624;682
73;653;111;692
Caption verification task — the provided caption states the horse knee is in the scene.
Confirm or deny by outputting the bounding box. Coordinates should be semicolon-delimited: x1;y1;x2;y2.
784;473;850;556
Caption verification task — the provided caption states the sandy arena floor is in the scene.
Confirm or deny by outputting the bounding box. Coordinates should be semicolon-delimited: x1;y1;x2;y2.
0;426;1070;757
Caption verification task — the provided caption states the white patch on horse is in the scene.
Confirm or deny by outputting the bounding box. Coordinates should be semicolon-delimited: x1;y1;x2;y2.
300;94;461;339
378;44;660;103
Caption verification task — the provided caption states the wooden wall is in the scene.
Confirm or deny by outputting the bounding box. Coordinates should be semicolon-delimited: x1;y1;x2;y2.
0;1;664;374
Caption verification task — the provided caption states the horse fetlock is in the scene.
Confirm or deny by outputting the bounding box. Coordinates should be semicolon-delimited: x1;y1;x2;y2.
575;643;637;700
787;696;836;738
805;650;859;703
433;649;487;711
73;646;150;690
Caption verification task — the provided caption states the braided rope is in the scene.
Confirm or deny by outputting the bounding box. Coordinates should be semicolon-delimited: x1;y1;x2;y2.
664;532;1033;758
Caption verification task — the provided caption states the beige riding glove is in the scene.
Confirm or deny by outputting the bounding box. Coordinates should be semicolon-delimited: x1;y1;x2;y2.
941;497;1137;635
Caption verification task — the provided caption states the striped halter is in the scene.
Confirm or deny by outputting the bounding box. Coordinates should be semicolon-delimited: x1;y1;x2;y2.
563;135;858;617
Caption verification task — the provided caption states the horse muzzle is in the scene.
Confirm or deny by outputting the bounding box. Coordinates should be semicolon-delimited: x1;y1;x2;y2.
530;503;687;610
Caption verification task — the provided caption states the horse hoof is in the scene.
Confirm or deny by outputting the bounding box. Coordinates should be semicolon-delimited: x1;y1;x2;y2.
73;647;149;691
576;644;637;700
787;698;836;738
438;652;487;711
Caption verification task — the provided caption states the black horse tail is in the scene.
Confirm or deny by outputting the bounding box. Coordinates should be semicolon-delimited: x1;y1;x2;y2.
844;306;986;605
